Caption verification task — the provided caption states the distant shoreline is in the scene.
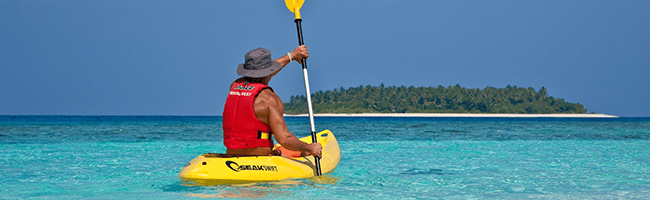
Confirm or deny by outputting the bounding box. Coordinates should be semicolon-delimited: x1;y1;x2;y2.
284;113;618;118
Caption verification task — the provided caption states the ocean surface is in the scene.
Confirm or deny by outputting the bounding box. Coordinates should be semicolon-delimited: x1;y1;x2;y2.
1;116;649;199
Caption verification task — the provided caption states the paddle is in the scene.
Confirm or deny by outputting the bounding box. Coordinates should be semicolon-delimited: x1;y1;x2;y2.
285;0;322;176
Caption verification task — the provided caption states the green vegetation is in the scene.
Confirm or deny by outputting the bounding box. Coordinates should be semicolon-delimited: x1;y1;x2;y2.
284;84;587;114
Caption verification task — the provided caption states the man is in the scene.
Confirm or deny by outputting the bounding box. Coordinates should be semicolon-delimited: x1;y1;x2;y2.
222;46;322;158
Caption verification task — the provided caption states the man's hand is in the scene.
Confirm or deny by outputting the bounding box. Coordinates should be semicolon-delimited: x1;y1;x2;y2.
303;143;322;158
290;45;309;64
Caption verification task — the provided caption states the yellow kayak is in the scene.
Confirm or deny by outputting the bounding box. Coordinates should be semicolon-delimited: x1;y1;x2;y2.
178;130;341;185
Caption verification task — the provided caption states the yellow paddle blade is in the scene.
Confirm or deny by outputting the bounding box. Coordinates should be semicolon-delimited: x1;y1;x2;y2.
284;0;304;12
284;0;305;19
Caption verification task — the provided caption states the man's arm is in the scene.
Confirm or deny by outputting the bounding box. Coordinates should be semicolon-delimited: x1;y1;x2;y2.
257;90;322;158
267;45;309;79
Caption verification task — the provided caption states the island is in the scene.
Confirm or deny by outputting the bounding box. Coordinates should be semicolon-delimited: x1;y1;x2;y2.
284;84;604;116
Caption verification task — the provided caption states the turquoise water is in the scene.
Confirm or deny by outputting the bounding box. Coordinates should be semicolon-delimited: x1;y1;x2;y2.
1;116;649;199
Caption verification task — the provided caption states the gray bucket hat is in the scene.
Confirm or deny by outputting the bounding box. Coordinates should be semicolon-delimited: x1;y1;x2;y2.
236;48;282;78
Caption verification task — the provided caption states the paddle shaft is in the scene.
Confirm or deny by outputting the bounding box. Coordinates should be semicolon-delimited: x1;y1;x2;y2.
294;18;322;176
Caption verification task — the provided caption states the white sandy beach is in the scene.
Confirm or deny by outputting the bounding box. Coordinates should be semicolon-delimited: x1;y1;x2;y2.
285;113;618;118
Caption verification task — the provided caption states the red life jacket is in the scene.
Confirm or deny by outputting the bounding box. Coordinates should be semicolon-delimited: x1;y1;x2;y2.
222;81;274;149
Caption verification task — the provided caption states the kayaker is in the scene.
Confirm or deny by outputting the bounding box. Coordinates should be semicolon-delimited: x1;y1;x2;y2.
222;46;322;158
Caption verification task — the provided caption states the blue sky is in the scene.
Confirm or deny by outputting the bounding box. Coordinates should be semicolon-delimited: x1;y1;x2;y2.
1;0;648;116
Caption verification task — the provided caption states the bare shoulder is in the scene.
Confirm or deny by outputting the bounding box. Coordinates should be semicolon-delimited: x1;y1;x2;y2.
257;89;282;107
254;88;283;124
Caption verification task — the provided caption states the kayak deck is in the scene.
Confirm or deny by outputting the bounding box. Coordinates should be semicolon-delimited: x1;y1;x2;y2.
178;130;340;185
